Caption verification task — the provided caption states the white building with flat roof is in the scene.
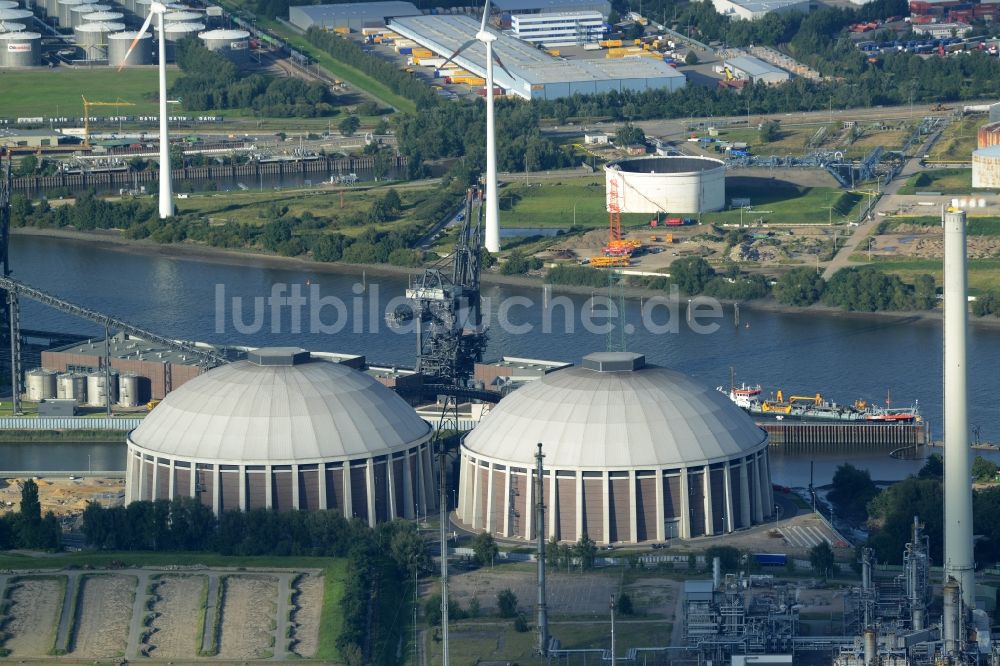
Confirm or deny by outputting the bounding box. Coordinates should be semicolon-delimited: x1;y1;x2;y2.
510;11;605;46
492;0;611;19
725;54;790;84
709;0;810;20
289;1;420;31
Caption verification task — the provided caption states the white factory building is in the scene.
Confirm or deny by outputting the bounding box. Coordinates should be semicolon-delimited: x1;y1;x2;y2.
288;1;420;32
492;0;612;20
708;0;810;20
725;55;790;84
390;14;685;100
509;11;606;47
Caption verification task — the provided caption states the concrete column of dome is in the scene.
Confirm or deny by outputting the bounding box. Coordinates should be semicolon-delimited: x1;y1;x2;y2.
601;470;611;543
524;468;534;541
763;451;774;517
318;464;328;511
471;459;482;529
343;463;353;520
237;465;247;510
168;459;175;500
703;467;714;536
365;459;376;527
188;464;195;498
653;470;663;542
739;462;750;528
751;457;764;522
292;464;301;511
151;458;159;502
723;463;735;533
758;452;771;518
211;467;220;515
125;450;134;503
575;473;583;542
628;470;638;543
402;454;413;519
502;469;512;537
548;471;558;540
679;471;691;539
485;462;496;533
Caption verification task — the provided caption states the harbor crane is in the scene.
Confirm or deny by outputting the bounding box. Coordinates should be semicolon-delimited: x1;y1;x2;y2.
81;96;135;149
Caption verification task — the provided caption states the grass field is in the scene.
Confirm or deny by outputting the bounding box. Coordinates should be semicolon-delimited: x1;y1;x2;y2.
885;214;1000;235
928;115;982;162
0;69;182;119
499;176;613;229
850;256;1000;292
898;168;974;194
710;178;862;226
175;183;435;235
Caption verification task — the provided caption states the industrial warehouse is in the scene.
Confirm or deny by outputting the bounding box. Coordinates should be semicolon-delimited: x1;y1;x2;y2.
390;14;686;100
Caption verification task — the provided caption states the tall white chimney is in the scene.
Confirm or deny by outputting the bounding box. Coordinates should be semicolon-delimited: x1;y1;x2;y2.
943;208;974;608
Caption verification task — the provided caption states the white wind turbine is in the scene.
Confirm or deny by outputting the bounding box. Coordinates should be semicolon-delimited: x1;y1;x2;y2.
441;0;510;253
118;1;173;219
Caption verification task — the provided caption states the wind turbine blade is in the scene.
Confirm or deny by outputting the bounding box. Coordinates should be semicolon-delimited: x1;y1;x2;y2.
479;0;489;33
117;10;154;71
440;38;476;69
492;50;512;79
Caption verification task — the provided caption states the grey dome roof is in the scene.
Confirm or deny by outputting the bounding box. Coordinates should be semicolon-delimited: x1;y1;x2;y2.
130;348;431;464
465;352;766;469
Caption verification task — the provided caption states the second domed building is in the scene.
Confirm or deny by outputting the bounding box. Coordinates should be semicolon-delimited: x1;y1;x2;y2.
457;352;772;544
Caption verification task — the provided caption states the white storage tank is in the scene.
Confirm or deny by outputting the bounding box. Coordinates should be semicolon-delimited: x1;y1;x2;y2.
605;156;726;215
0;7;33;21
0;21;27;32
118;372;142;407
87;370;119;406
973;146;1000;189
164;9;200;22
154;21;203;60
108;30;152;66
25;368;58;401
82;10;123;22
75;21;124;59
69;1;108;27
57;0;95;27
0;2;20;9
197;28;249;62
56;372;88;402
0;31;41;67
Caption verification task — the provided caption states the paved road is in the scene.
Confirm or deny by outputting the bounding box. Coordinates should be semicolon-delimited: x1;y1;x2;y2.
200;573;220;655
124;570;153;659
53;570;81;654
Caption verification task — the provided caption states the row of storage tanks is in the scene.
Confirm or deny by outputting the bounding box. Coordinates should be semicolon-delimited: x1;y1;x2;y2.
25;368;145;408
0;0;249;67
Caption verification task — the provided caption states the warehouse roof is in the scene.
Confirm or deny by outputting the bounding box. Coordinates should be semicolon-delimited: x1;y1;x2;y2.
491;0;610;14
289;1;420;28
725;55;787;78
391;14;684;93
718;0;808;12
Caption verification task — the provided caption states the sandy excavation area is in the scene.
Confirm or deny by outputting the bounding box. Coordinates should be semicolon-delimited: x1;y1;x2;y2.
145;575;207;659
0;477;125;519
290;574;324;657
218;575;278;659
2;576;64;656
71;574;135;659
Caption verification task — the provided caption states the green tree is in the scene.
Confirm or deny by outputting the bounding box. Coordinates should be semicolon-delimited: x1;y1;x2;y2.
389;521;430;575
809;541;835;580
918;453;943;479
774;266;825;306
546;536;559;568
671;256;715;294
973;455;999;482
472;531;499;566
17;479;42;548
339;115;361;137
615;123;646;146
574;534;597;569
618;592;634;615
759;120;781;143
684;51;700;65
705;545;742;572
867;477;943;563
16;155;37;177
828;463;878;523
383;188;402;215
424;594;442;626
497;589;518;618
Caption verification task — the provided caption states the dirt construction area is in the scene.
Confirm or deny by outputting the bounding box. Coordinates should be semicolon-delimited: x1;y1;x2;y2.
0;567;323;660
0;477;125;519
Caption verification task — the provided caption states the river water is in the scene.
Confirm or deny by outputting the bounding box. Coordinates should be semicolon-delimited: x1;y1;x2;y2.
8;234;1000;486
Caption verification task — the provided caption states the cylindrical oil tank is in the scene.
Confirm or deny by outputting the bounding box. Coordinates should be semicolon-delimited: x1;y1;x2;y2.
57;0;95;27
25;368;58;401
0;1;20;9
86;370;119;406
69;1;107;26
0;21;27;32
82;10;123;22
197;28;249;62
56;372;88;402
164;10;200;22
973;146;1000;189
107;30;151;66
0;7;33;21
0;31;41;67
977;121;1000;149
605;156;726;214
118;372;141;407
44;0;59;21
154;21;202;60
75;21;123;59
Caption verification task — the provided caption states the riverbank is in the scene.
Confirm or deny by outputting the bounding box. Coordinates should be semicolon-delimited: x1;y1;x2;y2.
13;227;1000;329
0;430;126;443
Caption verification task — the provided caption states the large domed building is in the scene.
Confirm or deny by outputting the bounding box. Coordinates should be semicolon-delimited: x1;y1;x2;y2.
126;348;436;525
457;352;772;544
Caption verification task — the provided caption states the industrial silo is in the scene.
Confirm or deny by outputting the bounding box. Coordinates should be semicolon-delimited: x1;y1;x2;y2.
0;31;41;67
69;1;108;26
154;21;202;60
197;28;249;63
118;372;142;407
0;1;20;10
164;9;200;22
86;370;119;407
56;372;88;402
108;30;151;66
132;0;151;18
0;21;27;32
76;21;123;59
57;0;95;27
0;7;33;22
26;369;58;401
82;9;123;22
